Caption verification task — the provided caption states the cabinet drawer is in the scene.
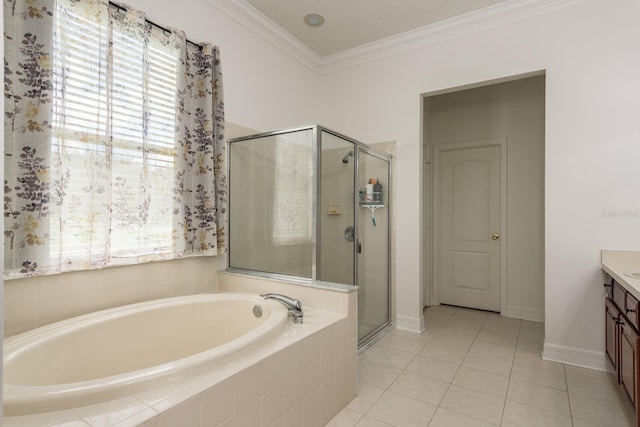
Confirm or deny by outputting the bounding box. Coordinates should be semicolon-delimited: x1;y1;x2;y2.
604;273;614;298
626;293;639;330
614;281;627;312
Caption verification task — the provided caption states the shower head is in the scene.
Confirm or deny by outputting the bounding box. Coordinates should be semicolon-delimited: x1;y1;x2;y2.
342;151;354;164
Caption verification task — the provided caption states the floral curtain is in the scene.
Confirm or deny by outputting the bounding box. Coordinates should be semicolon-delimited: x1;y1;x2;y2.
4;0;227;278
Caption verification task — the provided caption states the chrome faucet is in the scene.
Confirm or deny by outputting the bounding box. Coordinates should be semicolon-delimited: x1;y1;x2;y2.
261;293;304;324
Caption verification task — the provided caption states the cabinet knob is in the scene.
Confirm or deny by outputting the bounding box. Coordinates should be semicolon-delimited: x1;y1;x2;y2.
491;233;500;240
626;308;636;314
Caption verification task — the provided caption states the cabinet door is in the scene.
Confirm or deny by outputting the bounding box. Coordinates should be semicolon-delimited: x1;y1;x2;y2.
620;319;639;407
606;298;620;375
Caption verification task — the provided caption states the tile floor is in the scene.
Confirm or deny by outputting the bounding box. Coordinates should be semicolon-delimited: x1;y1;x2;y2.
326;304;636;427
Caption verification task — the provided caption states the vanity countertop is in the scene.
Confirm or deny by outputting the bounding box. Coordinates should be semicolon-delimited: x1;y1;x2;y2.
602;250;640;300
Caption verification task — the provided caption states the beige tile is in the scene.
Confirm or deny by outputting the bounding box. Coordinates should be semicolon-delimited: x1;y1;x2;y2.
501;400;572;427
475;329;518;349
157;396;201;427
234;362;262;411
520;320;544;331
452;366;509;398
452;307;490;322
364;346;416;370
405;355;460;382
36;274;72;302
571;419;602;427
439;384;505;425
388;371;449;405
4;277;37;308
284;370;304;411
303;389;321;426
4;305;36;336
36;299;71;327
262;385;284;427
326;407;363;427
481;316;521;336
570;391;636;426
427;332;475;350
564;364;619;401
366;390;436;427
235;399;261;427
284;402;303;427
462;351;513;377
138;382;198;414
428;408;497;427
379;334;428;354
510;358;566;390
357;360;402;388
346;382;385;413
507;378;570;415
468;340;515;360
354;416;394;426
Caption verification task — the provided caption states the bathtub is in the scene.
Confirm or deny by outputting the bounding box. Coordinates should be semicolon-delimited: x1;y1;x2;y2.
3;292;289;416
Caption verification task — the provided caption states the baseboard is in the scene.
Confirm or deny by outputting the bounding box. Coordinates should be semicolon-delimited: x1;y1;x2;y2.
542;342;613;372
395;314;425;333
505;305;544;322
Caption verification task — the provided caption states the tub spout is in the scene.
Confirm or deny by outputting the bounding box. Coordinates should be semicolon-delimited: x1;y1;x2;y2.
261;293;303;324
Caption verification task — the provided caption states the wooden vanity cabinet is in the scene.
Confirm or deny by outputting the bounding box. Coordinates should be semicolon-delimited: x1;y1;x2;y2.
606;297;620;372
604;271;640;424
620;317;639;407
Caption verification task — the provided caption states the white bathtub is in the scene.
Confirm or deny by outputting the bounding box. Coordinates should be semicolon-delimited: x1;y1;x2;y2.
3;293;289;416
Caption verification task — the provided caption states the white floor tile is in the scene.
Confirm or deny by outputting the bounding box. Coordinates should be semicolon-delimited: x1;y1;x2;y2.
346;382;385;413
501;400;572;427
507;378;570;415
462;351;513;377
439;384;505;425
405;355;460;383
357;360;402;389
341;319;637;427
388;371;449;405
366;390;437;427
427;407;497;426
452;366;509;398
326;407;363;427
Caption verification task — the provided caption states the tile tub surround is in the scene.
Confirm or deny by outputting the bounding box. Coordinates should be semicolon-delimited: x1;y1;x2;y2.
328;305;636;427
4;256;224;337
4;303;356;426
4;271;358;426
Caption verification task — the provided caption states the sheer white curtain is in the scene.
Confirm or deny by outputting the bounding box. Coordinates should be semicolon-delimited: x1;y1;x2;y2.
4;0;227;278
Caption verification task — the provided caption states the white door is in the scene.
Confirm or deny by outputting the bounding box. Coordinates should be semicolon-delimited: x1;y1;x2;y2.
436;141;503;312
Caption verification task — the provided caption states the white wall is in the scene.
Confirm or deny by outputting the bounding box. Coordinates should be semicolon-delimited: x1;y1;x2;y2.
319;0;640;363
126;0;322;130
426;76;545;322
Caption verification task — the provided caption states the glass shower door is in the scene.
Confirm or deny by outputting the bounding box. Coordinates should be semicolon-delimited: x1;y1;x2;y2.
357;149;390;341
318;131;355;285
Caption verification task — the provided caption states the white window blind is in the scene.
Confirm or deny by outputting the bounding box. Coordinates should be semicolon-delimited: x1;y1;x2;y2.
50;2;180;265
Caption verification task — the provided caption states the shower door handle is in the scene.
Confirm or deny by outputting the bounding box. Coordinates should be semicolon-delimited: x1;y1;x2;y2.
357;238;362;254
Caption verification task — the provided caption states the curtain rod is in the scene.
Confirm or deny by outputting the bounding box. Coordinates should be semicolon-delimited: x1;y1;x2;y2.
109;1;204;50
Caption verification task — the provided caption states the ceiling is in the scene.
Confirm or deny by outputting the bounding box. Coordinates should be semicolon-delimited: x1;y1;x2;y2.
243;0;511;56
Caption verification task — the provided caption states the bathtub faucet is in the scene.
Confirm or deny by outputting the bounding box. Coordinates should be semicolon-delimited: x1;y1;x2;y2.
261;293;303;324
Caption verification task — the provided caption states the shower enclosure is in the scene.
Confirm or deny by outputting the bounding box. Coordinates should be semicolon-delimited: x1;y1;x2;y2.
228;125;391;345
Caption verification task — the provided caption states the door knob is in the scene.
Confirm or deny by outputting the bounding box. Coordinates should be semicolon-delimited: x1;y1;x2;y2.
492;233;500;240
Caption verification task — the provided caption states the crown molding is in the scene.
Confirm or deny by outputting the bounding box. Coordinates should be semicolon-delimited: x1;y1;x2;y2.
207;0;587;75
206;0;323;72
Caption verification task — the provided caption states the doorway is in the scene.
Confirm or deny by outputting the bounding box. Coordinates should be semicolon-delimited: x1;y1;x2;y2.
423;74;545;321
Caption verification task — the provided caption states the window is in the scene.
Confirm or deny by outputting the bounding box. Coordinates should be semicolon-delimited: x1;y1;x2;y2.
4;0;225;278
50;1;180;265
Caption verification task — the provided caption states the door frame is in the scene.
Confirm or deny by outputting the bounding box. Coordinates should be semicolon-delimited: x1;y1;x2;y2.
431;138;508;315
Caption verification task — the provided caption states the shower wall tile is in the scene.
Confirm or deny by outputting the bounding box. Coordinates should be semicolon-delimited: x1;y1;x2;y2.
4;256;223;337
